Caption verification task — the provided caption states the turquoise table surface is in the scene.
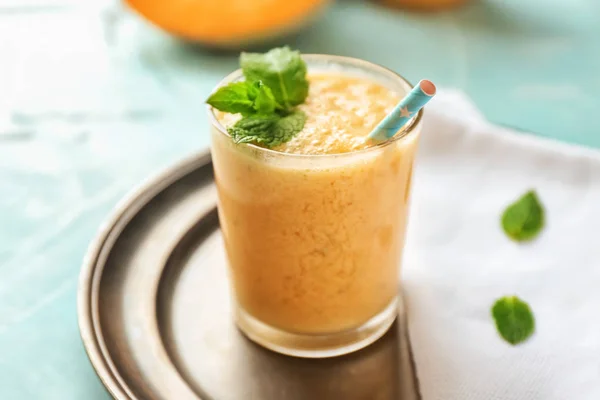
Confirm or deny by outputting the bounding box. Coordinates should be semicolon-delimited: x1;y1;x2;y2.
0;0;599;398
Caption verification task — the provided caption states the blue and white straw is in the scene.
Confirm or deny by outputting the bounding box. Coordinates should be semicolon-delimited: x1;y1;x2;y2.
368;79;436;143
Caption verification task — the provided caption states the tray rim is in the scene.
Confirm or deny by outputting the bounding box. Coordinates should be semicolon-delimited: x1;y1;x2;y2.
77;150;213;400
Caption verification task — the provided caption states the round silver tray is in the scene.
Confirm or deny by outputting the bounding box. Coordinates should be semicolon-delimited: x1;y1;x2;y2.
77;150;421;400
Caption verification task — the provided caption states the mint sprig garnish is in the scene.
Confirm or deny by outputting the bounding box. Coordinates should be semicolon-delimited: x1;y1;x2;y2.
207;46;308;147
491;296;535;345
241;47;309;110
501;190;545;242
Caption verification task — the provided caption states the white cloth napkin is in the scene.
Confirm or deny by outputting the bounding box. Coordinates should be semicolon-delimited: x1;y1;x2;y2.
403;91;600;400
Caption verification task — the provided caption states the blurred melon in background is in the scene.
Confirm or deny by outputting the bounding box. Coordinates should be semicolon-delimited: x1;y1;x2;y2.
376;0;471;11
125;0;330;49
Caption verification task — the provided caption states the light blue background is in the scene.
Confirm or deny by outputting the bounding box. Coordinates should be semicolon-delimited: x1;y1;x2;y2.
0;0;598;398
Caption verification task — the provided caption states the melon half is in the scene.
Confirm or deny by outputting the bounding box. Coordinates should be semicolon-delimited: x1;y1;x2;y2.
377;0;471;11
125;0;330;48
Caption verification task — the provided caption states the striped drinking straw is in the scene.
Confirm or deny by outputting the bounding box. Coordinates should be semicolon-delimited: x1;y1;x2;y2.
368;79;436;143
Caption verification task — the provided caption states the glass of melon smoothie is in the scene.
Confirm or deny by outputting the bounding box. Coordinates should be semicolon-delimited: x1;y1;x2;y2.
208;55;422;358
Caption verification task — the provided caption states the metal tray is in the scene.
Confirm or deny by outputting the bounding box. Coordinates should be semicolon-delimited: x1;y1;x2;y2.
78;150;421;400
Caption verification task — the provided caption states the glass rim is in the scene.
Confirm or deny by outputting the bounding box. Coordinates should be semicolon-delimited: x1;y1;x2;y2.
207;54;423;159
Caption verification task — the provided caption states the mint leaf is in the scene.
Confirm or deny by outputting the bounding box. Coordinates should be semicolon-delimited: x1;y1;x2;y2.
229;114;278;144
207;80;280;116
491;296;535;345
252;81;279;115
269;111;306;147
229;111;306;148
241;46;309;110
501;190;545;242
206;81;256;116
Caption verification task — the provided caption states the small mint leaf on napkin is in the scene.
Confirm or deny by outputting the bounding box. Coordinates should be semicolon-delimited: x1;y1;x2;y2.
241;46;309;110
491;296;535;345
501;190;545;242
230;111;306;148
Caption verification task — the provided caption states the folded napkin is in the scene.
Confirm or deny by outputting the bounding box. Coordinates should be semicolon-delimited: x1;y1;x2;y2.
403;91;600;400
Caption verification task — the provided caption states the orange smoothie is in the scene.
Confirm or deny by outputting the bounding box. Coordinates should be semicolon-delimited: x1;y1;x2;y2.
211;66;421;337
